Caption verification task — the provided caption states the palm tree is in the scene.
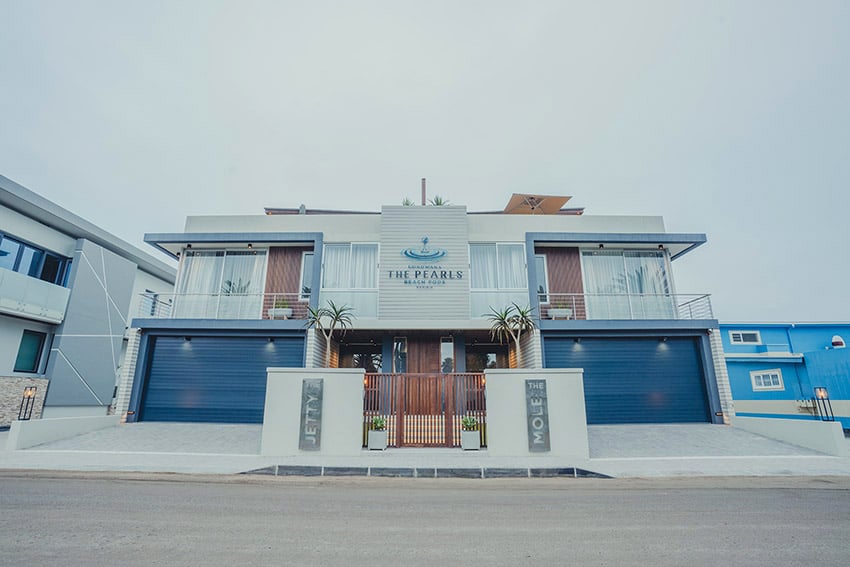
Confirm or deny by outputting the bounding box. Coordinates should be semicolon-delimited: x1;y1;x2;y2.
306;300;354;367
487;303;536;368
428;195;450;206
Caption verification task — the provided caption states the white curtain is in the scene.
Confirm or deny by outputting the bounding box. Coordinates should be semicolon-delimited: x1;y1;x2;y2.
320;244;378;317
174;251;223;317
582;250;630;319
174;250;266;318
322;244;350;289
470;244;497;289
218;251;266;318
497;244;526;289
351;244;377;288
582;250;673;319
625;251;673;318
470;244;527;316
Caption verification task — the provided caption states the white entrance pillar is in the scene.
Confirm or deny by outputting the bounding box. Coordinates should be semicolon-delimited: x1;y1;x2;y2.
485;368;589;459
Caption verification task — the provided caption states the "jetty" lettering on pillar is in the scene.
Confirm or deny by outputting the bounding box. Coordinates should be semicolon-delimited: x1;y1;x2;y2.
299;378;324;451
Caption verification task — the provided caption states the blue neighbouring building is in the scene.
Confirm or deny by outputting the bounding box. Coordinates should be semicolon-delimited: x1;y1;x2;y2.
721;323;850;430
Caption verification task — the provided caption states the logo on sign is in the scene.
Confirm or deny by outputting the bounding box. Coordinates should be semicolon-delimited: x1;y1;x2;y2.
402;236;447;261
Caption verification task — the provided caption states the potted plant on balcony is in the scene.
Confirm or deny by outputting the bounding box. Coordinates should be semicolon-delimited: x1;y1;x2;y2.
461;416;481;450
548;300;572;320
487;302;536;368
367;416;388;450
268;297;292;319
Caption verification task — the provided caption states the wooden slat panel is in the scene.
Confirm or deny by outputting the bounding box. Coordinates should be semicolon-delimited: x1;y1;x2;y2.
536;246;584;294
264;246;311;294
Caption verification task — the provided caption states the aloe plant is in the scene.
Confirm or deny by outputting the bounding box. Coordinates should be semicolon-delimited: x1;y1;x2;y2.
461;416;478;431
305;300;354;367
487;303;536;368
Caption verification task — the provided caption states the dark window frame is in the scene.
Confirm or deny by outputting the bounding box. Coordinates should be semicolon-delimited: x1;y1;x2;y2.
14;330;47;373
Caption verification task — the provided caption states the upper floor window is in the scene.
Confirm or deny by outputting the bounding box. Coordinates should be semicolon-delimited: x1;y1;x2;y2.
320;243;378;317
0;233;70;285
534;254;549;303
469;243;528;317
322;244;378;289
581;249;672;319
470;244;526;289
174;249;268;318
300;252;314;300
729;330;761;345
750;369;784;391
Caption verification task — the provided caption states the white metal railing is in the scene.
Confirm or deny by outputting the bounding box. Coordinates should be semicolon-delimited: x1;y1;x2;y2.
538;293;713;321
137;292;310;320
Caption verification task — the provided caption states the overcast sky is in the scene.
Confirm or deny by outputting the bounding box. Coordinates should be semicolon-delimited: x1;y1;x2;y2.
2;1;848;321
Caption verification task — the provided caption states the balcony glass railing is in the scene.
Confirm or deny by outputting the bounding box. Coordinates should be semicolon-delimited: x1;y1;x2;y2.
0;267;71;324
538;293;713;321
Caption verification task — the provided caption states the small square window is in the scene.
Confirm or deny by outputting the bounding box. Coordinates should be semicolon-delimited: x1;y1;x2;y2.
750;369;784;391
730;330;762;345
14;330;47;373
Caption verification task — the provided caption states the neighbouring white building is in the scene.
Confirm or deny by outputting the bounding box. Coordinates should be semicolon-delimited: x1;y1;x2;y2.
0;175;175;426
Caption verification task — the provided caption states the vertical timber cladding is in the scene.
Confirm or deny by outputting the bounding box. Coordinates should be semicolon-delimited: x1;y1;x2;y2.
379;206;470;320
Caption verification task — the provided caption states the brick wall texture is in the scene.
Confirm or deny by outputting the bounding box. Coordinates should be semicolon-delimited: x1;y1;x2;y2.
0;377;49;426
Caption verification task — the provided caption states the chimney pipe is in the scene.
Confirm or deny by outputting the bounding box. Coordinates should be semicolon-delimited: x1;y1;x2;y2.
421;178;426;206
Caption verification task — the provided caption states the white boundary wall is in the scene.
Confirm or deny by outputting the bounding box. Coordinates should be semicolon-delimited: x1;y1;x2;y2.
6;415;120;451
262;367;590;459
261;368;365;456
732;416;848;457
484;368;589;459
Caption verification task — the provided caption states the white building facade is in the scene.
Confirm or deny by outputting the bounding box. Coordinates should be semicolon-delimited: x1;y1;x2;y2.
0;175;175;425
122;196;730;447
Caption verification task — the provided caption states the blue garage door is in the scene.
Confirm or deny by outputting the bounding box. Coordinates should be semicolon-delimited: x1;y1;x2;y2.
141;336;304;423
544;337;709;424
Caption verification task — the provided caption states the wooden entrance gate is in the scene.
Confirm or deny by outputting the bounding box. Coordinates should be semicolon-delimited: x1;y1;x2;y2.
363;373;486;448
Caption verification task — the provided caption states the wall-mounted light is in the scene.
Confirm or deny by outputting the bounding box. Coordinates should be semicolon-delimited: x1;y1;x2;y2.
813;387;835;422
247;243;253;250
598;244;604;249
268;337;275;343
176;252;181;258
660;337;668;342
832;335;845;348
574;337;581;343
187;244;192;249
658;244;665;250
184;336;192;342
18;386;37;421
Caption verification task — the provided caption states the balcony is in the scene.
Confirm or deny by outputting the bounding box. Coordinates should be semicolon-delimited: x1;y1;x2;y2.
137;292;311;320
538;293;713;321
0;268;71;324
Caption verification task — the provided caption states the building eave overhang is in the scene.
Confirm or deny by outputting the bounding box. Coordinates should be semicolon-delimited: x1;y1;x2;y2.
526;232;707;260
144;232;325;260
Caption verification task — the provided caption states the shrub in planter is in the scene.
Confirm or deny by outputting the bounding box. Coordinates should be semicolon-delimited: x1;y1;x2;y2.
461;416;481;451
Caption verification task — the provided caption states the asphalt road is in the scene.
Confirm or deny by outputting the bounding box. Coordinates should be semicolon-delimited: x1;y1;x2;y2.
2;473;849;566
